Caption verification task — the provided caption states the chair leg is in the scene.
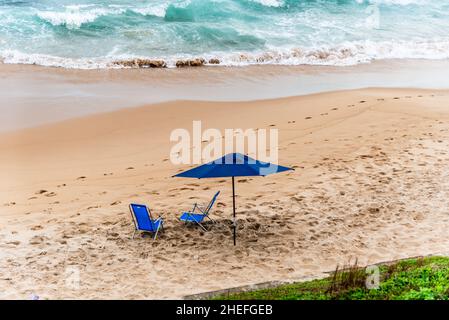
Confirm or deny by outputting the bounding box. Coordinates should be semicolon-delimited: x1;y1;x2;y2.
132;229;137;240
207;216;216;224
197;222;207;232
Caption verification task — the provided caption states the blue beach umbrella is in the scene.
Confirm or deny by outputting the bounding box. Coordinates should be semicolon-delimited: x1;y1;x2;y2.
174;153;293;245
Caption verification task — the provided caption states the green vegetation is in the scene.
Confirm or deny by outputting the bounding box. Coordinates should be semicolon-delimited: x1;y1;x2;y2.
215;256;449;300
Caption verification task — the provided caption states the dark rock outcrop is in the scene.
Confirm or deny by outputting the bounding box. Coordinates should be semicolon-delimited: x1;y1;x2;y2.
208;58;220;64
114;59;166;68
176;58;206;67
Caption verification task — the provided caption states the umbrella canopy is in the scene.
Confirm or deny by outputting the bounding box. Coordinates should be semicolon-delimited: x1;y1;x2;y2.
175;153;292;178
174;153;293;245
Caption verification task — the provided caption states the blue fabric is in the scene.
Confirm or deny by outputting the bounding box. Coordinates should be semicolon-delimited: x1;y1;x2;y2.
130;203;160;232
180;212;206;223
174;153;293;178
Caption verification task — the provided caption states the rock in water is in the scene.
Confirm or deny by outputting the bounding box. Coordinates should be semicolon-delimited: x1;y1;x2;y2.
176;58;206;67
113;59;166;68
189;58;205;67
176;60;189;67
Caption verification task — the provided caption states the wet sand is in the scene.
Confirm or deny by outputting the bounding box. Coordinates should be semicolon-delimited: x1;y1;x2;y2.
2;59;449;132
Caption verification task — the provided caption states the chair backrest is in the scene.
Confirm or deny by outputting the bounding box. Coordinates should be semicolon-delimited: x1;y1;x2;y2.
204;191;220;215
129;203;155;232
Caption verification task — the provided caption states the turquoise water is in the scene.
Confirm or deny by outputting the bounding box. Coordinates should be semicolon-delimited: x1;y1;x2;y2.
1;0;449;68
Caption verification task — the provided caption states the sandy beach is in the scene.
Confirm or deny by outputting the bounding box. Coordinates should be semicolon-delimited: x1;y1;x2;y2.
1;81;449;299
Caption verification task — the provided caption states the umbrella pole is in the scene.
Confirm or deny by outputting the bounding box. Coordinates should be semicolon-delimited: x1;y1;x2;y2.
232;176;236;246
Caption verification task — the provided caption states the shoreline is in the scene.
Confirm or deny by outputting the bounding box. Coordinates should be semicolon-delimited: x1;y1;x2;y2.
2;59;449;132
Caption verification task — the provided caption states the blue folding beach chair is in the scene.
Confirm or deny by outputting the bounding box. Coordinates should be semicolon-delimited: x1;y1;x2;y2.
129;203;164;240
179;191;220;231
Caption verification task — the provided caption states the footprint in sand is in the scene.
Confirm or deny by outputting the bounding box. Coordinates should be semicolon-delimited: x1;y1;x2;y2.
77;176;86;180
305;116;312;120
320;113;328;116
331;107;338;111
126;167;134;170
35;189;47;195
29;235;48;245
359;100;366;103
45;192;57;197
110;201;121;206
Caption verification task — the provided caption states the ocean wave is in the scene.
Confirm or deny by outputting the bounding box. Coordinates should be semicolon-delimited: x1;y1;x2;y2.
2;40;449;69
249;0;284;8
30;0;437;31
131;5;169;18
359;0;432;5
36;7;126;29
33;1;234;28
3;0;449;68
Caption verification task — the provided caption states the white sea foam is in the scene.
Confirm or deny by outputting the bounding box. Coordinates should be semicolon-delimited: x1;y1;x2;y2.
0;50;111;69
36;6;125;29
132;4;169;18
250;0;284;7
359;0;431;5
2;39;449;69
